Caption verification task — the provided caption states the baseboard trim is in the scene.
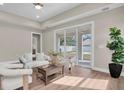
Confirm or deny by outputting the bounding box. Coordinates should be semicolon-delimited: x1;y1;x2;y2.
77;64;91;69
92;67;124;77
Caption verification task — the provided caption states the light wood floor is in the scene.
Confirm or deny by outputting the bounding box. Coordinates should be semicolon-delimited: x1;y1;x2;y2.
30;66;124;90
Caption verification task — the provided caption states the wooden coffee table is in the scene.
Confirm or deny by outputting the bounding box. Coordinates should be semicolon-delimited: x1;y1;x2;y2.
37;64;64;85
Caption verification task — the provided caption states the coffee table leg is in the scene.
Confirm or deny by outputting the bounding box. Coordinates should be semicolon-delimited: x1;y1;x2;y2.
45;74;47;85
69;67;72;74
62;66;64;75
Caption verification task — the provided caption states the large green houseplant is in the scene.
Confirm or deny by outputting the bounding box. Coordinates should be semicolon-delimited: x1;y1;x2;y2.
106;27;124;78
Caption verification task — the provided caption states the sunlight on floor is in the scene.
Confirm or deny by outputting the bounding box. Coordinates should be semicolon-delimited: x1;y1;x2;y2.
79;78;109;89
52;76;84;86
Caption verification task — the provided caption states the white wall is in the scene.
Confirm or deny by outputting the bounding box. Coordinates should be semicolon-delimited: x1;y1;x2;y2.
0;12;42;62
42;30;54;55
42;6;124;72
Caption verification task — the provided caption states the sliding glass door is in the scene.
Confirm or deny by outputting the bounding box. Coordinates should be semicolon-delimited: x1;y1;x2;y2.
78;31;92;67
82;34;91;61
65;29;77;64
56;29;77;63
55;24;92;67
77;25;92;67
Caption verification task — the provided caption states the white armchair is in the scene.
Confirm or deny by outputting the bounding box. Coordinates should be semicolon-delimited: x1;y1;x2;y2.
58;55;76;73
0;63;32;90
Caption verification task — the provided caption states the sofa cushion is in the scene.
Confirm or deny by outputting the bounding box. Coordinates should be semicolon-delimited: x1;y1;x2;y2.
36;53;45;61
24;53;32;62
19;56;27;63
24;61;49;68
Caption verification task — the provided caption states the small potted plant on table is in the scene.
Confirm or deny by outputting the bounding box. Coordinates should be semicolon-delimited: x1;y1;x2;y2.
48;51;60;65
107;27;124;78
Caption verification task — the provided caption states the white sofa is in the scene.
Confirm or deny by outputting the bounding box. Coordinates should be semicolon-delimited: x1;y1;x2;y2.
0;62;32;90
19;53;50;69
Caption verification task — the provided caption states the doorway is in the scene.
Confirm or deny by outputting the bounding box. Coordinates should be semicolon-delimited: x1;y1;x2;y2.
55;22;94;69
32;32;41;55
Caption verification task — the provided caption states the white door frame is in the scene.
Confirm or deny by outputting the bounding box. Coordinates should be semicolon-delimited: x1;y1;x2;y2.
31;32;42;53
54;21;95;69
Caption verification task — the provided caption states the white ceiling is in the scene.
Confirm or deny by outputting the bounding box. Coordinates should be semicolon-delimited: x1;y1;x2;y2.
0;3;80;22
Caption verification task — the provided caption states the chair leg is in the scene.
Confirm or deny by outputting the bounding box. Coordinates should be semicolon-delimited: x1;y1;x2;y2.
69;67;72;74
69;62;72;74
23;75;29;90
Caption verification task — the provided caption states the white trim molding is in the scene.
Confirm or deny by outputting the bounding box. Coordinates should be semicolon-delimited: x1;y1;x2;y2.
54;21;94;32
92;67;124;77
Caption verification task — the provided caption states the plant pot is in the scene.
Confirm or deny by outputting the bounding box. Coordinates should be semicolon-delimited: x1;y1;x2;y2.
51;55;59;65
109;63;122;78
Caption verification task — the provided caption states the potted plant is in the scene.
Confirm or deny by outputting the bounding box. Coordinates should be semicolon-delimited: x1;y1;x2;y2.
48;51;60;65
106;27;124;78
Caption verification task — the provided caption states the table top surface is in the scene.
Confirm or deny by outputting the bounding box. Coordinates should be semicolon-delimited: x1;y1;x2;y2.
37;64;64;71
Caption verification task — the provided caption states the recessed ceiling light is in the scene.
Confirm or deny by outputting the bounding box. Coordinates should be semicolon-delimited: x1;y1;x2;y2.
0;3;4;5
35;5;42;10
33;3;43;10
36;15;40;18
